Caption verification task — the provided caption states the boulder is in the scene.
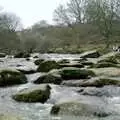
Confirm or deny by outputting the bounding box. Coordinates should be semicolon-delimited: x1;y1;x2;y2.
59;63;84;68
80;86;120;97
0;69;27;86
60;67;96;80
12;84;51;103
34;74;62;85
14;52;30;58
17;69;36;74
62;77;120;87
51;101;110;117
34;59;44;65
80;78;120;87
91;67;120;77
98;57;118;64
57;59;70;64
37;61;60;72
33;56;39;58
92;62;119;68
0;53;6;58
81;61;94;66
80;50;100;58
80;87;112;97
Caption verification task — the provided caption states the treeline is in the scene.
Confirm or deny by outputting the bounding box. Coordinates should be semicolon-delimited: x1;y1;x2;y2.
1;0;120;54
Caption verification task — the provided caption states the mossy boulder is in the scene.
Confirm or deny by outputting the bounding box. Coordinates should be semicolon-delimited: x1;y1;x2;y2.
37;61;60;72
51;101;110;117
34;74;62;85
90;67;120;77
92;62;119;68
60;68;95;80
80;50;100;58
98;57;118;64
0;69;27;86
14;52;30;58
12;85;51;103
81;78;120;87
34;59;44;65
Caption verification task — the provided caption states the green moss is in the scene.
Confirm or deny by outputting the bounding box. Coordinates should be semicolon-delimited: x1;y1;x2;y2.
61;68;95;80
12;85;51;103
37;61;60;72
0;70;27;86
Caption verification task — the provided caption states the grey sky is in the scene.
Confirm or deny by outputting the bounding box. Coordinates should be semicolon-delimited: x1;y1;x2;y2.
0;0;67;28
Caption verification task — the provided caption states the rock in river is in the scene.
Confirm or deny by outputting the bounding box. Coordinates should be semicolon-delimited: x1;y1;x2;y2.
37;60;60;72
0;69;27;86
34;73;62;85
60;67;95;80
14;52;30;58
62;77;120;87
80;50;100;58
51;101;111;117
34;59;44;65
12;84;51;103
0;53;6;58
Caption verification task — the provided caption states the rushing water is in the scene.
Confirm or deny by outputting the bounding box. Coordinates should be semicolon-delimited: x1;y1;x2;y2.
0;54;120;120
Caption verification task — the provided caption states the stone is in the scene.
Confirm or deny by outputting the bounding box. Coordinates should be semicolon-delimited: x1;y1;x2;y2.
0;69;27;86
34;74;62;85
60;67;95;80
80;50;100;58
37;61;60;72
12;85;51;103
51;101;110;117
14;52;30;58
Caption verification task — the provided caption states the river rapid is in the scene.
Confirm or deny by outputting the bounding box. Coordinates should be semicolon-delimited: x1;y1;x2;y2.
0;53;120;120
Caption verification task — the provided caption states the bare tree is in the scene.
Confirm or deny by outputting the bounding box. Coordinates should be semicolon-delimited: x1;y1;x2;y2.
53;0;86;26
0;12;22;31
67;0;85;23
85;0;120;47
53;4;72;26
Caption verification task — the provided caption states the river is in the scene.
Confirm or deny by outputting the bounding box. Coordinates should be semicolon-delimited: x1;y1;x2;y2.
0;53;120;120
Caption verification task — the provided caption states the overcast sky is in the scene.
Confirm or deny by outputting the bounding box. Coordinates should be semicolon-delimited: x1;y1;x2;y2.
0;0;67;28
